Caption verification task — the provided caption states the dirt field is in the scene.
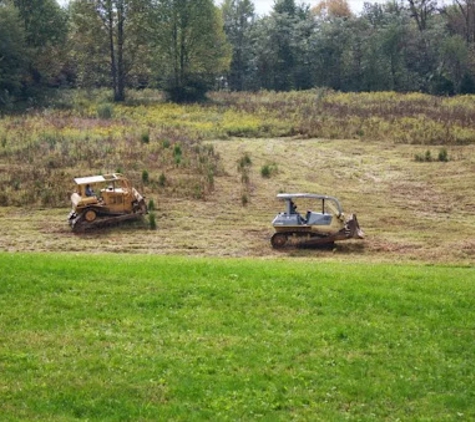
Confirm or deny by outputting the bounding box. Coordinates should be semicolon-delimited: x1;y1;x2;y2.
1;138;474;264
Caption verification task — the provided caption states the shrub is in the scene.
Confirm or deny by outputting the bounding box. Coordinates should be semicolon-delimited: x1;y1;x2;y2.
238;153;252;170
241;194;248;206
414;149;449;163
148;199;155;211
148;212;157;230
425;150;432;162
173;144;182;157
438;148;449;162
96;103;114;119
142;169;149;183
261;165;271;178
173;144;182;165
260;163;278;178
415;150;433;162
158;173;167;187
164;78;209;103
141;130;150;144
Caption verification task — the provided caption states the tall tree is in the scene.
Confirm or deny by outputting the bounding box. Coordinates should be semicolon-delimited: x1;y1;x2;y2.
313;0;352;18
222;0;256;91
271;0;297;90
407;0;438;31
152;0;231;102
443;0;475;43
68;0;110;88
0;1;29;106
69;0;151;100
92;0;129;101
12;0;68;85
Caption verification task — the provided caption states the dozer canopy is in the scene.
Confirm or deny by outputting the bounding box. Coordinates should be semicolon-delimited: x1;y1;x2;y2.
276;193;343;216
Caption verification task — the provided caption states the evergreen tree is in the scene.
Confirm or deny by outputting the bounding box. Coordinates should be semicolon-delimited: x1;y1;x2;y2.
0;1;29;107
222;0;256;91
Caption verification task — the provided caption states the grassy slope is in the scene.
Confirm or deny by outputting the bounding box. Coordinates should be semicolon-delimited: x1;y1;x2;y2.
1;137;474;263
1;90;475;263
1;253;474;421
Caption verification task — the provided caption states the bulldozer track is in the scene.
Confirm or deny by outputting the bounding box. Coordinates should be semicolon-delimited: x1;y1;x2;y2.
69;212;145;232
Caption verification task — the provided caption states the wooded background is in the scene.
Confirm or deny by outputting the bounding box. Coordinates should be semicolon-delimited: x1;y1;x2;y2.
2;0;475;107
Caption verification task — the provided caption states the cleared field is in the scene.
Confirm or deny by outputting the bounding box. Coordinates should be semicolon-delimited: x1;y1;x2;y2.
1;138;474;263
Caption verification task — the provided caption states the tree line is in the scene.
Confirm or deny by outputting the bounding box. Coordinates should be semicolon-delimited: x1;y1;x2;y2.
1;0;475;108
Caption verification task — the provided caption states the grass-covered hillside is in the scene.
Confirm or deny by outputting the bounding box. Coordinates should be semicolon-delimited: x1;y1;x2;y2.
1;253;474;421
0;89;474;262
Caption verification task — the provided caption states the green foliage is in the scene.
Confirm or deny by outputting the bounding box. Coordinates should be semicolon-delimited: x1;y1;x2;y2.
141;130;150;144
4;0;475;102
68;1;111;90
142;169;149;183
415;148;449;163
222;0;256;91
173;143;182;164
0;3;28;107
1;254;475;420
425;149;432;162
147;198;155;211
164;78;210;103
237;152;252;169
148;211;157;230
438;147;449;162
173;144;182;157
260;162;278;178
158;172;167;187
153;0;231;103
96;103;114;119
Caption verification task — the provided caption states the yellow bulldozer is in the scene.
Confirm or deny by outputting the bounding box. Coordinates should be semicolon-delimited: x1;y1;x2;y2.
68;173;147;232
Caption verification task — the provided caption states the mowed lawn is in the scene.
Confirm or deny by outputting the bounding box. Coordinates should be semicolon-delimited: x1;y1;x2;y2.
0;253;474;421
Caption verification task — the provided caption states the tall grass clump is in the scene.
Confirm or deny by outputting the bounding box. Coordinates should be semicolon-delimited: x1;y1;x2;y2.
438;147;449;162
158;172;167;187
96;103;114;119
142;169;149;183
237;152;252;205
415;148;450;162
148;211;157;230
260;162;278;178
141;130;150;144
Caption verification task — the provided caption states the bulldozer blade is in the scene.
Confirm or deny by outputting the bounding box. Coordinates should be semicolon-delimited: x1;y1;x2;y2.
346;214;365;239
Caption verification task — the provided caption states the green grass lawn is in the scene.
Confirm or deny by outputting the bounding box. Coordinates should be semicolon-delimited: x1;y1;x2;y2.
1;253;474;421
